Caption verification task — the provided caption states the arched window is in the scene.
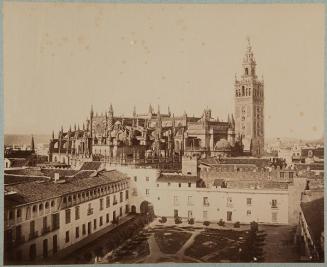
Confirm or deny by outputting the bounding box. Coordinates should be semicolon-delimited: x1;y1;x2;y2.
245;68;248;75
249;88;251;96
39;203;43;211
242;86;245;96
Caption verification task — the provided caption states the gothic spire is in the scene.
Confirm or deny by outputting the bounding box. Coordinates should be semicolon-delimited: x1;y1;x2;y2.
148;104;153;114
243;36;256;71
31;135;35;151
109;103;113;114
231;114;235;127
157;105;160;116
90;104;94;118
52;130;55;140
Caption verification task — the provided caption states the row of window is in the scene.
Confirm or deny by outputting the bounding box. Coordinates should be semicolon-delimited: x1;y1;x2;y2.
65;205;129;243
25;235;58;261
8;200;57;221
65;191;129;224
180;209;278;222
134;176;149;182
280;172;294;179
172;196;278;208
62;181;128;206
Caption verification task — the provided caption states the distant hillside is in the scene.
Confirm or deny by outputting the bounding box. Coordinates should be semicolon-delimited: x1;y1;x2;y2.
4;134;51;146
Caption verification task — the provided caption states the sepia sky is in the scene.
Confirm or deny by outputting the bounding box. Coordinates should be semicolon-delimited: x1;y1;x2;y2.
3;2;325;140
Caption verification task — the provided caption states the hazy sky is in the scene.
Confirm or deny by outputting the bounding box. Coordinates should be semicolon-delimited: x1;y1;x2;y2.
3;2;325;140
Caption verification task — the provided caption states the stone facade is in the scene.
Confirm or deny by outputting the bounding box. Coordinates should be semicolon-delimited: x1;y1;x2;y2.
49;106;243;165
234;38;264;156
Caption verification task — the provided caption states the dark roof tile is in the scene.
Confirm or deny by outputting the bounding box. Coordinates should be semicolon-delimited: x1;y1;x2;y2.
157;174;198;183
300;198;324;247
80;161;102;171
5;170;129;205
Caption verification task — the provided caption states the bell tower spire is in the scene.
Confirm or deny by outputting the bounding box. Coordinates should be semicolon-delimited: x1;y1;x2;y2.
234;37;264;157
242;36;256;78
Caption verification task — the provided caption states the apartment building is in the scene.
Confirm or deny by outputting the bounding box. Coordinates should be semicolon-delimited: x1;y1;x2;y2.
4;169;130;264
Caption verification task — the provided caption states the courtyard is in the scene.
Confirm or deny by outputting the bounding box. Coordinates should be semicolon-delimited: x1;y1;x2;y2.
97;218;300;263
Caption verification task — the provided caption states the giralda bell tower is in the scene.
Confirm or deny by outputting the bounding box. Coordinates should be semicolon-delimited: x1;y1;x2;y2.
234;38;264;157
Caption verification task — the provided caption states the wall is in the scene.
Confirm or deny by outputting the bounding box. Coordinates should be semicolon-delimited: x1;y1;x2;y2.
59;190;130;251
4;197;61;263
119;165;289;225
149;185;289;224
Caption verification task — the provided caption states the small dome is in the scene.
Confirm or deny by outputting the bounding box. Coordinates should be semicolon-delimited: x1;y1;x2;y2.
215;139;231;151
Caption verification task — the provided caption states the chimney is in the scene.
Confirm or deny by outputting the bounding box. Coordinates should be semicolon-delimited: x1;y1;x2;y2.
54;173;60;182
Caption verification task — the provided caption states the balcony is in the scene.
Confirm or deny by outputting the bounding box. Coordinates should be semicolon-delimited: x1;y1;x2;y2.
42;226;51;235
226;203;233;208
113;201;118;206
203;202;210;207
29;231;39;241
87;208;94;216
271;205;278;209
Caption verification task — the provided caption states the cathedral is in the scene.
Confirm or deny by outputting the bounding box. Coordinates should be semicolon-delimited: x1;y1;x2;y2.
49;39;264;165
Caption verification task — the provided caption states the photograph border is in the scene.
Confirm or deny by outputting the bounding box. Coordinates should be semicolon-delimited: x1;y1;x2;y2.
0;0;326;266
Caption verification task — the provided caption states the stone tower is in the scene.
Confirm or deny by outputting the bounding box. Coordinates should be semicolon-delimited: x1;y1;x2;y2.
234;38;264;156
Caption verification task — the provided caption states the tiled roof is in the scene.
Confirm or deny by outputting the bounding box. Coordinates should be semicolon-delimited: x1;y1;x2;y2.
226;180;288;190
199;158;220;165
4;175;47;185
5;170;129;204
5;193;28;208
4;150;34;158
200;157;270;168
41;169;80;179
4;168;44;176
80;161;102;171
73;170;96;179
157;174;198;183
301;198;324;247
7;158;30;167
295;163;324;170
